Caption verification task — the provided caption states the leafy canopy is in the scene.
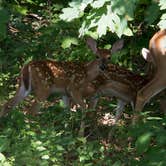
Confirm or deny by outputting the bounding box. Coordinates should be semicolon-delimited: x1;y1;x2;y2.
60;0;166;38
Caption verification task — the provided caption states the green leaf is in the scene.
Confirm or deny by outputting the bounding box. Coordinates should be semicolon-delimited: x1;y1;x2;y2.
156;133;166;146
79;21;88;36
0;137;10;152
135;132;153;154
140;147;166;166
91;0;109;8
26;0;35;4
111;0;136;21
0;9;10;23
77;137;87;144
158;19;166;29
123;27;133;36
60;7;80;21
37;146;46;152
79;155;86;162
69;1;82;8
0;24;7;40
160;13;166;20
61;37;78;49
41;155;49;160
115;18;128;38
159;0;166;10
14;5;28;15
145;2;160;25
97;14;108;37
0;153;6;162
112;160;122;166
147;116;163;120
55;145;65;151
158;14;166;29
80;0;93;11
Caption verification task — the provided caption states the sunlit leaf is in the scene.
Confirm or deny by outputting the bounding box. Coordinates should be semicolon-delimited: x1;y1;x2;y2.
69;0;82;8
97;14;108;37
115;18;127;38
123;27;133;36
0;153;6;162
135;132;153;154
60;0;136;37
14;5;28;15
79;0;93;11
107;5;117;32
158;14;166;29
79;155;86;162
61;37;78;49
37;146;46;152
60;7;80;21
26;0;35;4
147;117;163;120
159;0;166;10
41;155;49;160
91;0;109;9
111;0;136;21
158;19;166;29
79;21;88;37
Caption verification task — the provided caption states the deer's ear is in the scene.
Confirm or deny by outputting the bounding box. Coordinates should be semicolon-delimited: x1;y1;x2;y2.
86;37;98;54
111;39;124;54
141;48;152;62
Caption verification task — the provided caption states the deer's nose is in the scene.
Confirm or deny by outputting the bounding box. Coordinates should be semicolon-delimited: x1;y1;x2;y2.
99;62;108;71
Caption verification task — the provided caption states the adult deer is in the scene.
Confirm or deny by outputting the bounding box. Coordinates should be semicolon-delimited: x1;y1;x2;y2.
0;37;124;118
135;29;166;116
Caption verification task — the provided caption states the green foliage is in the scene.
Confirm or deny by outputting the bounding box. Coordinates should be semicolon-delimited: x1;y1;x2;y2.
61;37;78;49
0;0;166;165
135;132;153;154
0;8;10;40
128;116;166;166
145;2;160;25
60;0;135;37
0;107;106;165
0;106;165;165
159;0;166;10
60;0;166;37
158;0;166;29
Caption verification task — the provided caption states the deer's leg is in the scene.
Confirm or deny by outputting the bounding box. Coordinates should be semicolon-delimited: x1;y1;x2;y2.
28;100;41;116
67;84;86;110
0;84;30;117
89;95;99;109
135;75;166;112
69;87;86;136
67;84;87;136
62;95;70;109
107;100;126;141
29;88;50;115
114;99;127;122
